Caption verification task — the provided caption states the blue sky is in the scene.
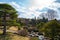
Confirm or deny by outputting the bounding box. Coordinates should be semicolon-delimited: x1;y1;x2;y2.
0;0;60;19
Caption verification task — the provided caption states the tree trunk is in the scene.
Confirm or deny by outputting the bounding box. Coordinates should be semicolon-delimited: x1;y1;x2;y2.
18;27;20;30
3;12;6;35
3;25;6;35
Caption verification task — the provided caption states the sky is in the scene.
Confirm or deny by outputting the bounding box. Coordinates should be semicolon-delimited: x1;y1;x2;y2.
0;0;60;19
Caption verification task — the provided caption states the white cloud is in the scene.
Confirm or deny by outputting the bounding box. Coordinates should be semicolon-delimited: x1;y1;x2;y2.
9;2;42;19
29;0;56;10
2;0;60;19
9;2;26;12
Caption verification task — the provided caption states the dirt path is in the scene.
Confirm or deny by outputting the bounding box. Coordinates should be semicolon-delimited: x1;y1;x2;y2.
7;30;17;33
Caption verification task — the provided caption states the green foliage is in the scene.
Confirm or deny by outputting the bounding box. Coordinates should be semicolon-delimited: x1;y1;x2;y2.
30;37;39;40
17;18;25;27
0;4;15;10
0;4;21;34
37;22;45;28
42;20;60;38
36;22;45;32
0;4;20;26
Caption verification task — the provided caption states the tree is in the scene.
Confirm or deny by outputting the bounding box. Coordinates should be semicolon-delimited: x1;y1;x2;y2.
41;17;48;23
46;9;58;20
37;22;44;28
37;22;45;32
42;19;60;40
38;9;58;20
29;19;36;26
17;18;25;27
0;4;20;35
38;13;48;23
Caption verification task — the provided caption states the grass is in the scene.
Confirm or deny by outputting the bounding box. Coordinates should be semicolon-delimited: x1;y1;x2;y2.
0;34;11;40
0;32;29;40
30;37;39;40
11;35;29;40
0;31;38;40
0;27;38;40
0;27;29;40
0;30;3;34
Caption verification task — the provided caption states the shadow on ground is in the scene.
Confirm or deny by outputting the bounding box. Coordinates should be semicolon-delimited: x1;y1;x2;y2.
0;34;11;40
